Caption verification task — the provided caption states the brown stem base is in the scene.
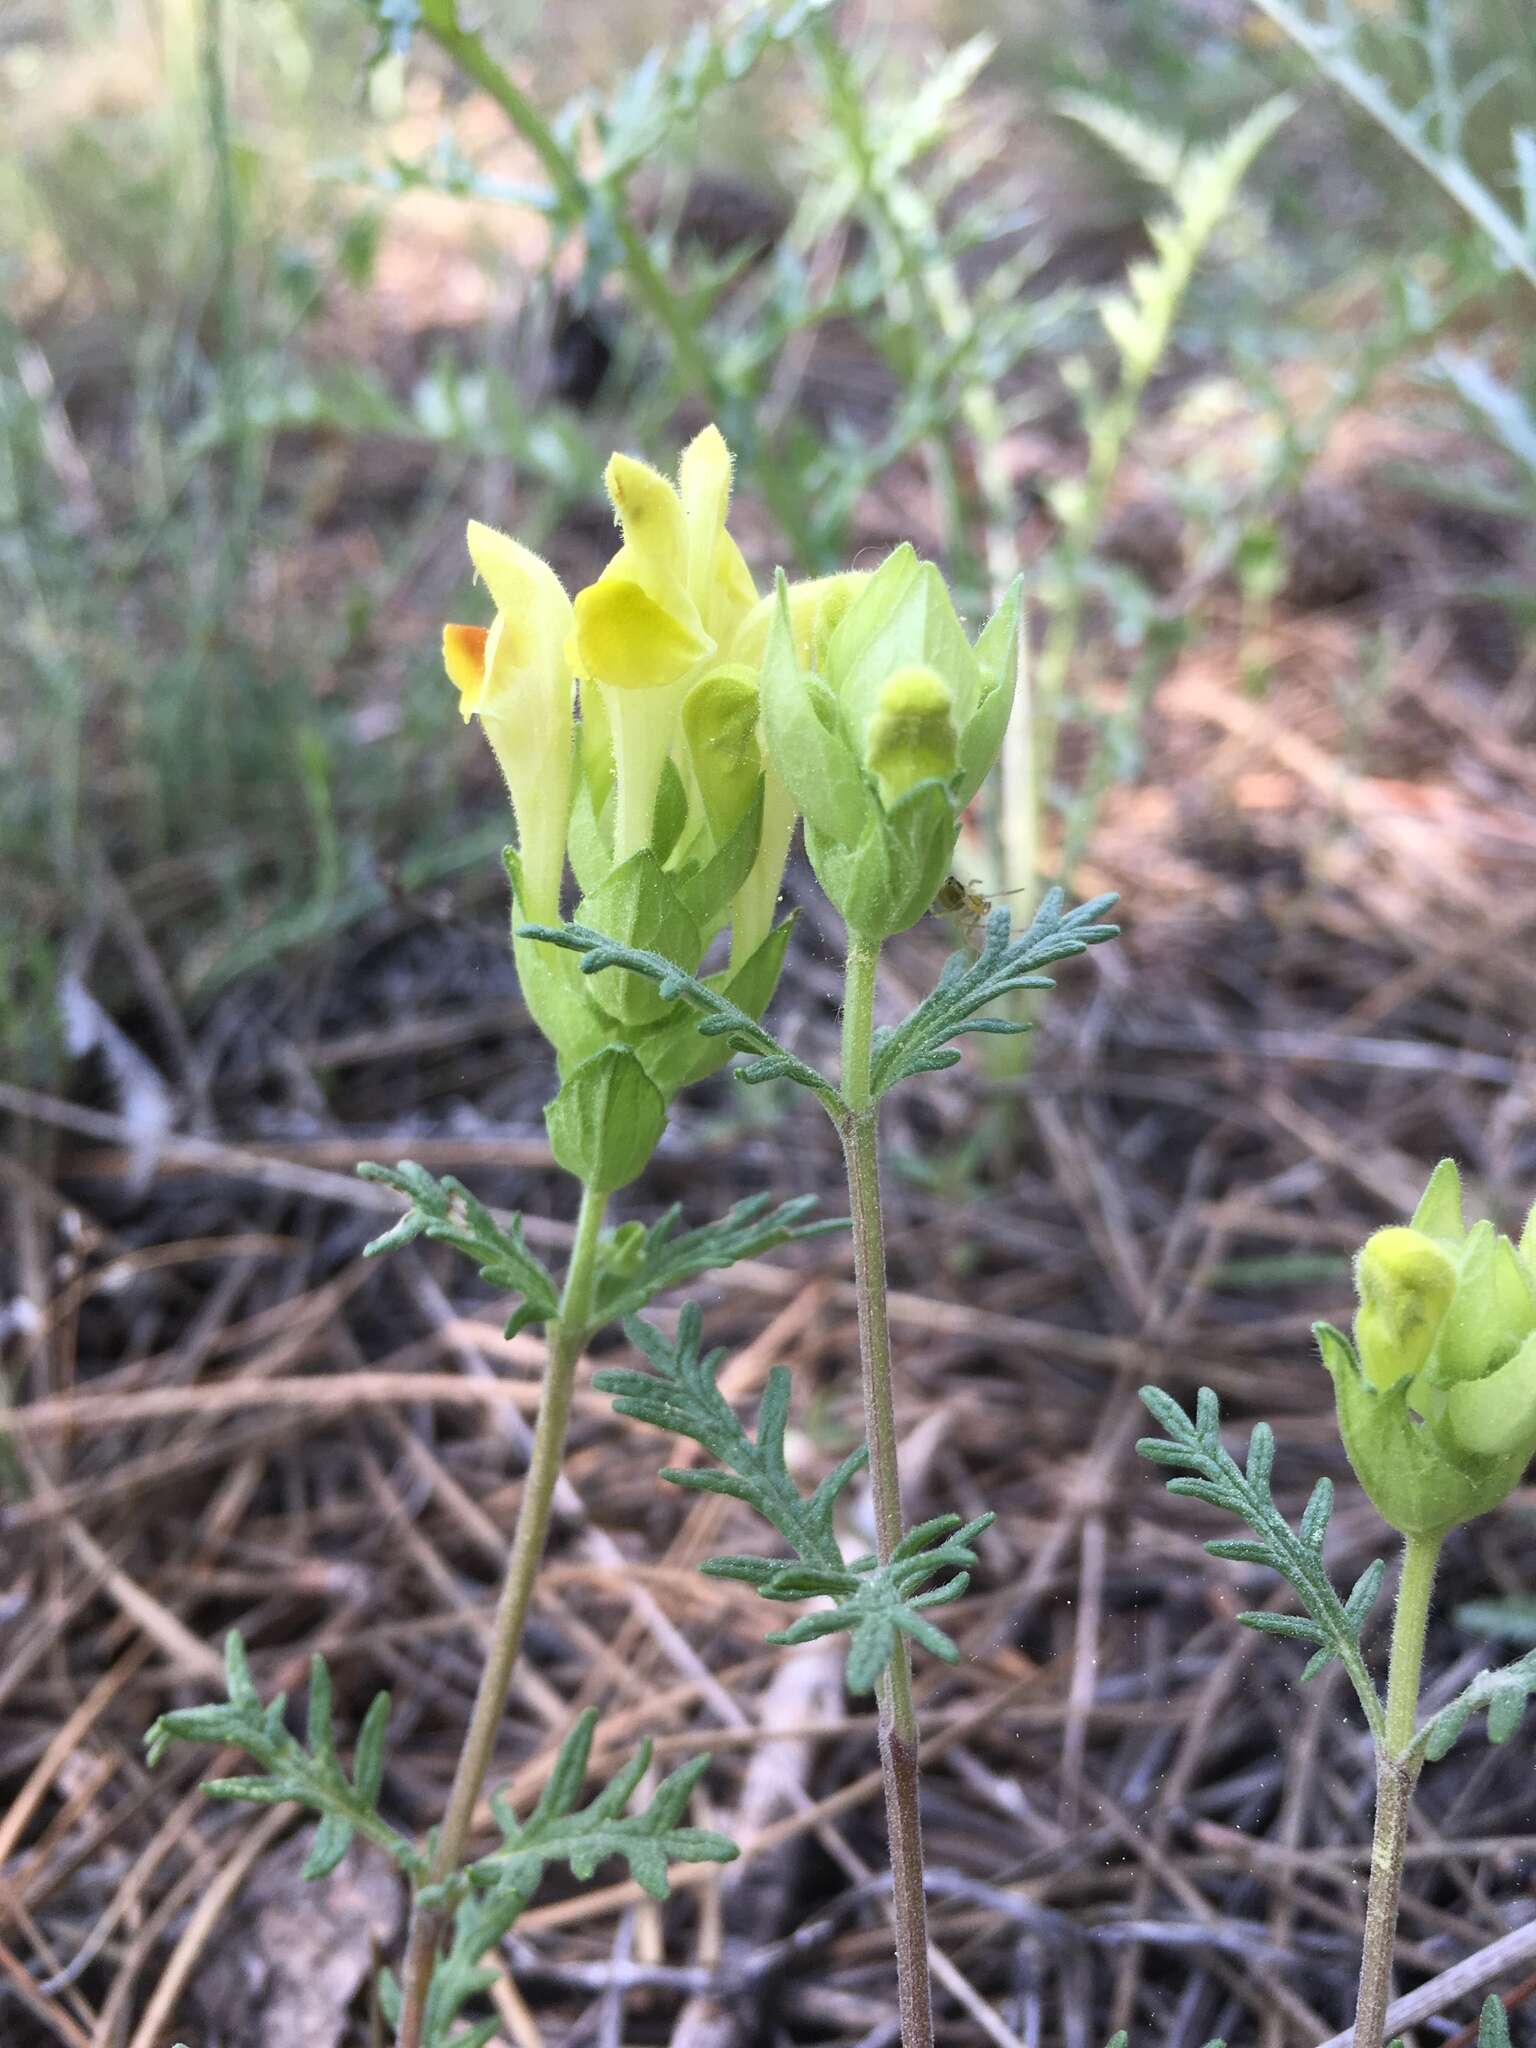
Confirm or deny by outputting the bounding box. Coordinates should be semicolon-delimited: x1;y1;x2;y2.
879;1698;934;2048
1353;1754;1414;2048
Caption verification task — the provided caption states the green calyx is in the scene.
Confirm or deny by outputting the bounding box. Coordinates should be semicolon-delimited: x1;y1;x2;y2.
509;835;794;1128
1318;1159;1536;1537
682;666;763;846
757;554;1020;943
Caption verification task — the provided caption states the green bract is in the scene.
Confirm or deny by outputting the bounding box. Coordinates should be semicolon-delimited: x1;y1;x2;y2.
1316;1160;1536;1537
758;549;1020;942
544;1047;667;1195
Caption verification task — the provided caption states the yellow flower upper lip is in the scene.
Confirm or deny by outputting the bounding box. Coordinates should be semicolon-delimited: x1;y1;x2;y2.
569;428;757;693
604;455;697;621
451;521;576;712
443;520;577;926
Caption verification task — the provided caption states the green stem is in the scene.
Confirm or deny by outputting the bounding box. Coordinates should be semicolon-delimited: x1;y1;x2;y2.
1385;1531;1439;1759
200;0;254;820
394;1183;608;2048
838;936;934;2048
1353;1529;1443;2048
416;21;724;402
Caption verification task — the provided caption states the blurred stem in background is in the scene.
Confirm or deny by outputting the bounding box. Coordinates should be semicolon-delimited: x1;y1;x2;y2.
203;0;255;569
412;0;824;563
1247;0;1536;301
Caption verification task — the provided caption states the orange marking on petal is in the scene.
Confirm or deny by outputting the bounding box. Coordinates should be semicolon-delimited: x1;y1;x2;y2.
443;624;489;718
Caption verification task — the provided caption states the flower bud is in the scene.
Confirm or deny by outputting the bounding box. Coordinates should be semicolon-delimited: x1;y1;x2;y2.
1317;1160;1536;1536
545;1046;666;1194
865;666;959;804
1354;1227;1457;1390
757;551;1019;942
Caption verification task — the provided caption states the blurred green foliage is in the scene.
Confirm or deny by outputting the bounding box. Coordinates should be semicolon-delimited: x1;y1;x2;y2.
2;0;1531;1078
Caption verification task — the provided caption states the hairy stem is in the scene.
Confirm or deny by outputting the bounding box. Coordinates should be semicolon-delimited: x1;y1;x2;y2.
1353;1530;1442;2048
838;936;934;2048
395;1184;608;2048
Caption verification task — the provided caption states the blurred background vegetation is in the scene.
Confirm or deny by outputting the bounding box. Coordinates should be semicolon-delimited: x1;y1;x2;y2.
3;0;1534;1065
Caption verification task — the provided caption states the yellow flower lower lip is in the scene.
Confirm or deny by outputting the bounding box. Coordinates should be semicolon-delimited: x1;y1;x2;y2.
443;624;489;719
571;578;711;690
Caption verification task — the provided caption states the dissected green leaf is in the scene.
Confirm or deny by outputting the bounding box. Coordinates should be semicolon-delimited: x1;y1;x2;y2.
379;1884;530;2048
1102;2036;1226;2048
760;1509;994;1693
145;1632;418;1877
1480;1994;1514;2048
593;0;841;181
1457;1595;1536;1644
869;888;1119;1095
303;1811;355;1882
599;1305;993;1692
1137;1386;1387;1740
465;1708;737;1905
1059;94;1292;391
358;1166;837;1343
1416;1648;1536;1764
596;1304;863;1566
356;1161;560;1337
592;1192;845;1325
517;919;838;1105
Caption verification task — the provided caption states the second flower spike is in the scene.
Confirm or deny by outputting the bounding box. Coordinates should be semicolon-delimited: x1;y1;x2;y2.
1317;1160;1536;1536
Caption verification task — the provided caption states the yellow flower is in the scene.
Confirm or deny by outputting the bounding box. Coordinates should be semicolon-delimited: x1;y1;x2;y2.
443;428;805;1076
442;521;575;923
569;425;757;862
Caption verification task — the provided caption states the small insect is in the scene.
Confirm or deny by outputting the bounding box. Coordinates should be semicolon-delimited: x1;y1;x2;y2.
930;875;1029;937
